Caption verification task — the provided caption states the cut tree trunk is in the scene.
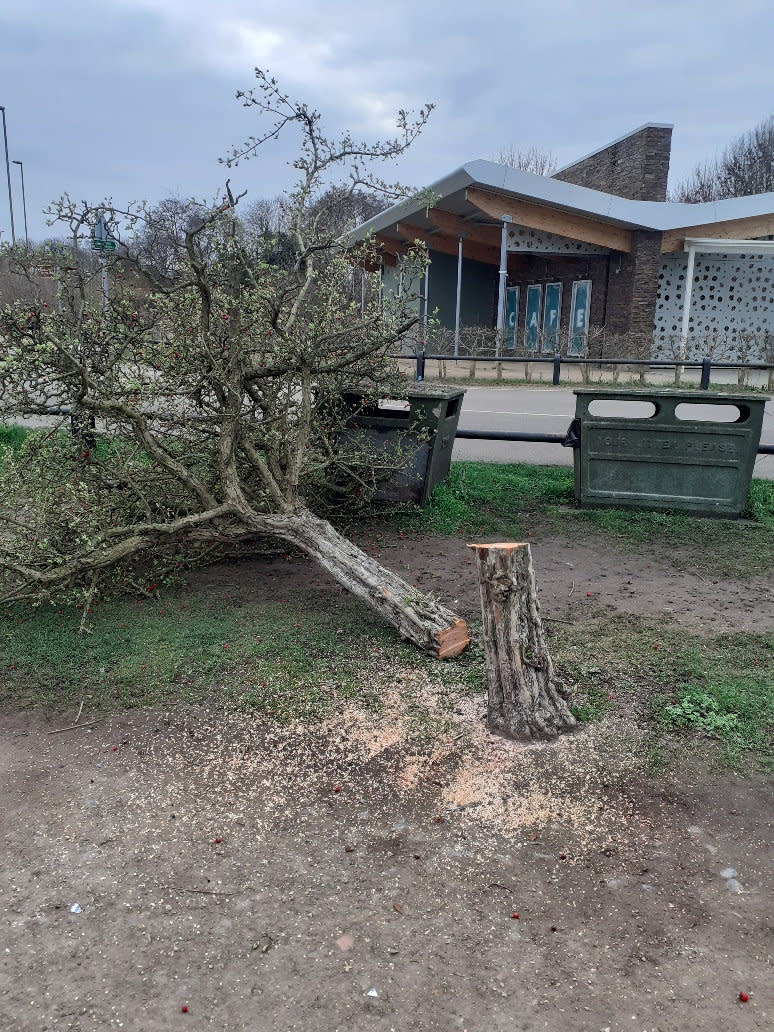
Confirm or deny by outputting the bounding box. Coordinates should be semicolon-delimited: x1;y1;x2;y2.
468;542;576;741
255;507;470;659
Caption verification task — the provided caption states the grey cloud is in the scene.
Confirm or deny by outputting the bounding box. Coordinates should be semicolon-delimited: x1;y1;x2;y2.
0;0;771;240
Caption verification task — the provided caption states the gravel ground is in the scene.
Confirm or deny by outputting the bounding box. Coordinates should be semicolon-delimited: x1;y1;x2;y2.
1;529;772;1031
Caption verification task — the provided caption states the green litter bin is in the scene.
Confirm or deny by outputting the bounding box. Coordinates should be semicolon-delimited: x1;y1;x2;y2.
339;384;465;507
570;388;769;517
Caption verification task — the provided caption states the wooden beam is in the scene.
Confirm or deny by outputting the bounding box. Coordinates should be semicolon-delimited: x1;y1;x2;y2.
374;232;407;258
661;213;774;253
466;187;632;253
425;207;502;248
395;222;500;266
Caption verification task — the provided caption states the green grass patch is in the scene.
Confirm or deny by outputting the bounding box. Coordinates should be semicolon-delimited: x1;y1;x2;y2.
389;462;574;537
654;674;772;767
0;423;29;453
387;461;774;576
553;616;773;768
1;579;486;731
0;590;396;723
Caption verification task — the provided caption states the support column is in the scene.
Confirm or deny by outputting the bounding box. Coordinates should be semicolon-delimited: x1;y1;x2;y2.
680;244;696;351
454;234;464;356
423;252;430;333
495;216;512;357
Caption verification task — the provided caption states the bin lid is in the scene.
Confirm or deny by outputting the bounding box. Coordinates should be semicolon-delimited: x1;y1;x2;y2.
405;383;466;400
572;387;770;404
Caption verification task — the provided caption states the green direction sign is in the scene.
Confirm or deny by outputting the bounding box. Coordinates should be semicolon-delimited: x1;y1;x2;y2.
91;238;117;251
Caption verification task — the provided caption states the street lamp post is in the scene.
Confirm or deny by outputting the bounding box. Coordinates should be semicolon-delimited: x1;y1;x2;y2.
0;105;15;246
12;160;28;247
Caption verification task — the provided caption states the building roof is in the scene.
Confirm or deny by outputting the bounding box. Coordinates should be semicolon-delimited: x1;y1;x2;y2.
346;159;774;258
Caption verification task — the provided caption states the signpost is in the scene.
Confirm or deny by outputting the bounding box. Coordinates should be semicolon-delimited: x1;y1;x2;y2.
568;280;591;356
542;282;562;353
91;212;115;315
91;212;116;251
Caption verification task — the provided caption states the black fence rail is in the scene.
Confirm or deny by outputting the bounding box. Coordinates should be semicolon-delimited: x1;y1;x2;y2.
453;426;774;456
396;351;774;391
415;356;773;456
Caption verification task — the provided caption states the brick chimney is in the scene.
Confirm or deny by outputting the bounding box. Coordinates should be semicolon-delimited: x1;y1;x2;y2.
553;124;673;201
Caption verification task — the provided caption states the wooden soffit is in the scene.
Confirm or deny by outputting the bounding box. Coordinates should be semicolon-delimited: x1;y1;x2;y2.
466;187;632;253
395;222;500;265
661;213;774;253
425;207;503;248
374;232;407;256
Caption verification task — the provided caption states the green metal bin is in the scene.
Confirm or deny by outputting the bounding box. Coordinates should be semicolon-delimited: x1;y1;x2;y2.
340;384;465;507
571;388;769;517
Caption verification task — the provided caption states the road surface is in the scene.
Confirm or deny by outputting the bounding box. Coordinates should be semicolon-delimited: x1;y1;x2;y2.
450;385;774;480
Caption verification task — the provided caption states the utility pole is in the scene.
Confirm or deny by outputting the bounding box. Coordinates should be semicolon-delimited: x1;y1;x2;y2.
12;160;28;247
0;106;16;246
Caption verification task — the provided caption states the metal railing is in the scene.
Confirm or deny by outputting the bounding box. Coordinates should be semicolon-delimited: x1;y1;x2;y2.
406;351;774;390
397;353;774;456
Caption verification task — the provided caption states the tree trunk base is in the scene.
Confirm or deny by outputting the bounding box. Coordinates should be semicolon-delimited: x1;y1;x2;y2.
468;542;576;741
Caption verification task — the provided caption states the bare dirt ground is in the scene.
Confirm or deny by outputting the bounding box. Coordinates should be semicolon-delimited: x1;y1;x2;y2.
1;529;772;1031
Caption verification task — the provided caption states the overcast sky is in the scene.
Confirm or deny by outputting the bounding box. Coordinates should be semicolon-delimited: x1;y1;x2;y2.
1;0;772;241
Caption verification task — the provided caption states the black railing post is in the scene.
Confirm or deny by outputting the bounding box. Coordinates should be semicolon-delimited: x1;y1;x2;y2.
552;354;561;386
416;349;425;381
700;357;711;390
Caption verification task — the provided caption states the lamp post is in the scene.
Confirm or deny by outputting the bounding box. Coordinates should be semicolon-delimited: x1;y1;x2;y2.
12;160;28;247
0;105;15;246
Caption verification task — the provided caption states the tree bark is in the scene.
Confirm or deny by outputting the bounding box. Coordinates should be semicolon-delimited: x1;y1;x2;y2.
256;507;470;659
468;542;576;740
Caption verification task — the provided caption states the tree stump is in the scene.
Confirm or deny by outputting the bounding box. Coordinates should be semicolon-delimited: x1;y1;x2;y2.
468;542;576;741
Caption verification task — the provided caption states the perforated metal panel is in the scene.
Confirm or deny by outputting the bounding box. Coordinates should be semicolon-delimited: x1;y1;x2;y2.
507;226;607;255
655;252;774;352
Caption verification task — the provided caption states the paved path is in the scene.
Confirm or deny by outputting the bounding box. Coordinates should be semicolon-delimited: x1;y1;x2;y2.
451;385;774;480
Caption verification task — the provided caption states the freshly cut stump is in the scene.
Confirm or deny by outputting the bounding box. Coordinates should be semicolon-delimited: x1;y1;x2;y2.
468;542;576;741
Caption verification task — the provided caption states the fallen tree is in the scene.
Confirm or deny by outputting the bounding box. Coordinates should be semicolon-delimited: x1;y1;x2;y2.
0;71;469;658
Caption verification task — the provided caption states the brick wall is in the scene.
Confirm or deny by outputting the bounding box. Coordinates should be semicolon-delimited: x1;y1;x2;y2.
551;125;673;350
604;231;663;338
553;125;673;202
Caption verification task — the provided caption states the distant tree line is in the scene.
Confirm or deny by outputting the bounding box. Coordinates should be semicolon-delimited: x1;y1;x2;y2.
671;114;774;202
129;187;388;285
